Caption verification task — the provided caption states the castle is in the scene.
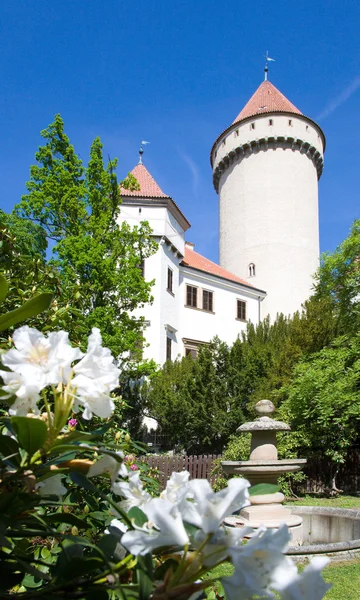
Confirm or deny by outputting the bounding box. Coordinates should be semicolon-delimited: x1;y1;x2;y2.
118;75;325;365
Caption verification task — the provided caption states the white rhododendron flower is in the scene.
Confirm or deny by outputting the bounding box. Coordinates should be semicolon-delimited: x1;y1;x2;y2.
72;328;120;419
36;475;67;498
178;477;250;533
2;327;82;388
88;452;128;482
274;556;331;599
121;498;189;556
112;470;151;510
160;470;190;503
223;524;296;600
193;525;254;568
1;370;41;416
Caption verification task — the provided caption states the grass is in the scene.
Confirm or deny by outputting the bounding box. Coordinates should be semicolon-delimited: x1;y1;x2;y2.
284;493;360;509
204;495;360;599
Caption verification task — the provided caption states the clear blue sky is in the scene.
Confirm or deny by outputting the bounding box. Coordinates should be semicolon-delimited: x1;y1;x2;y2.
1;0;359;263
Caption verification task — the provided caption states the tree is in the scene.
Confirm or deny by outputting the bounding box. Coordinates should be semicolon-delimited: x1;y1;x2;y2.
313;218;360;336
279;333;360;490
16;115;158;358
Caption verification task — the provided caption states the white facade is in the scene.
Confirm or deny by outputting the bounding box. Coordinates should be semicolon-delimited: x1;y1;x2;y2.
118;199;265;365
211;105;325;319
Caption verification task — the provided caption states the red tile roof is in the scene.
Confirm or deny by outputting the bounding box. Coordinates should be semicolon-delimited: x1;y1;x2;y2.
232;80;302;125
182;245;254;287
120;163;169;198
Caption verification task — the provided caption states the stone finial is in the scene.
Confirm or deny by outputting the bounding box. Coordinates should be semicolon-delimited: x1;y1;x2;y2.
255;399;275;415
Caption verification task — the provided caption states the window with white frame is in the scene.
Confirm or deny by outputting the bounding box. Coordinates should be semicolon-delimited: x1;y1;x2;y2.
167;267;173;294
248;263;256;277
202;289;213;312
236;300;247;321
186;285;198;308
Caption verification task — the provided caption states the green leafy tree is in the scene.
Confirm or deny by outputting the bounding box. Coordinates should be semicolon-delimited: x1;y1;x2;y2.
279;334;360;491
16;115;158;357
314;218;360;335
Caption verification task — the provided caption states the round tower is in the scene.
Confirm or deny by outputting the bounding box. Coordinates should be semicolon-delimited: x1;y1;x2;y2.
211;79;325;319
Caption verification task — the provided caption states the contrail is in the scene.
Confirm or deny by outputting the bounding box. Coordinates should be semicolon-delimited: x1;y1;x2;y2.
316;76;360;121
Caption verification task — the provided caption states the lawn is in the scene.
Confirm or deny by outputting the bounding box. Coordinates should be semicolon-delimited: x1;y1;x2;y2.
205;494;360;599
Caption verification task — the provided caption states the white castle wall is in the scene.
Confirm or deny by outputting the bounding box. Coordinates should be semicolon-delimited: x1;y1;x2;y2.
212;114;325;319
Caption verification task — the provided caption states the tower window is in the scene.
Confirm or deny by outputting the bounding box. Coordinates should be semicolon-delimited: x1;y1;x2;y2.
236;300;247;322
306;125;309;132
186;285;197;308
222;139;226;147
166;336;172;362
167;267;173;294
234;129;239;137
248;263;256;277
288;119;292;126
269;119;273;126
202;290;214;312
250;123;255;130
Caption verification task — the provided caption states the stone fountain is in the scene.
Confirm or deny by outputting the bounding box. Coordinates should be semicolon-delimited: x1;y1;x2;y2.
222;399;306;544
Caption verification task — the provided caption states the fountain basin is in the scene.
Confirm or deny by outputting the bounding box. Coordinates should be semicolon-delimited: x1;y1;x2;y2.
222;459;307;483
287;506;360;562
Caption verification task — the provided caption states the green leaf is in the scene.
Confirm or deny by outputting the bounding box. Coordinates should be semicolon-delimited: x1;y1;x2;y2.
0;434;21;467
70;471;99;493
249;483;280;496
11;416;47;457
128;506;148;528
0;292;53;331
0;273;8;304
43;513;92;530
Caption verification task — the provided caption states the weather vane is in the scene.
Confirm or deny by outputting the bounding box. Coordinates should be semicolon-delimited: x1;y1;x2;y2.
139;140;150;164
264;51;275;81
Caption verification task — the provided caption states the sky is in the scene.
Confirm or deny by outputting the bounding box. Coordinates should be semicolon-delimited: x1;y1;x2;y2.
1;0;359;263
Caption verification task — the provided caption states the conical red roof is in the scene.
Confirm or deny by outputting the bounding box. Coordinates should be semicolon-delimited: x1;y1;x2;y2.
232;80;302;125
120;163;169;198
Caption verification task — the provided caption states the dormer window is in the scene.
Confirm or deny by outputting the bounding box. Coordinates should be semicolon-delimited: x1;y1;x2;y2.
248;263;256;277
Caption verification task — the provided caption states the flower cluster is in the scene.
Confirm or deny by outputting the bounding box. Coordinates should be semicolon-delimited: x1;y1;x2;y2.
0;326;120;421
106;470;331;600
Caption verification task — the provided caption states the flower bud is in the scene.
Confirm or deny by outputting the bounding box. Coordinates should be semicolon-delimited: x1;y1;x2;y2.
115;431;121;442
71;526;79;536
84;504;90;514
125;433;131;443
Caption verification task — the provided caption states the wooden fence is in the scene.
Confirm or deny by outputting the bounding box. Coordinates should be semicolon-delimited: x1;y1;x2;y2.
142;450;360;494
143;454;221;489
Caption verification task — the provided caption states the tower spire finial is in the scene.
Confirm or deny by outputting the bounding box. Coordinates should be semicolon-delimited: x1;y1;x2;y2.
264;51;275;81
138;140;150;164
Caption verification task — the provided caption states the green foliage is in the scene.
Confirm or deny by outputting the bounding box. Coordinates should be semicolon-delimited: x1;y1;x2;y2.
146;338;247;453
279;334;360;487
314;218;360;336
15;114;158;358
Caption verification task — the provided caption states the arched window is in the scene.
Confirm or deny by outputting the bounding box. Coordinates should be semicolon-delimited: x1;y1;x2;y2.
248;263;256;277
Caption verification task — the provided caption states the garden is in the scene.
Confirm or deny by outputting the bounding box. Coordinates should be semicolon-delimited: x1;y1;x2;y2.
1;115;360;599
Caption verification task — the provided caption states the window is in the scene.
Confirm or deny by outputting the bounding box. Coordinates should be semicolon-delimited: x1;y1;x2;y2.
248;263;256;277
202;289;213;312
167;267;173;294
138;260;145;277
222;139;226;147
269;119;273;126
183;338;206;359
234;129;239;137
250;123;255;130
166;336;172;361
237;300;247;321
288;119;292;126
186;285;197;308
130;336;144;362
185;347;198;359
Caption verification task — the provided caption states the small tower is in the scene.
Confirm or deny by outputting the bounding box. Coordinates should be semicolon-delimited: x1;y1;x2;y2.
211;78;326;319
